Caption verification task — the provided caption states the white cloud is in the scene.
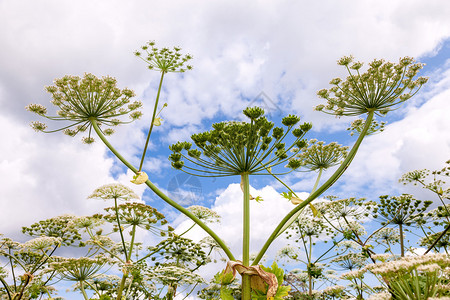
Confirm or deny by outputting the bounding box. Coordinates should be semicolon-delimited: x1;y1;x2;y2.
0;115;115;237
173;183;308;281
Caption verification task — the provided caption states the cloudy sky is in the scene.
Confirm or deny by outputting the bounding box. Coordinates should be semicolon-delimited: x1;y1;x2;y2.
1;0;450;298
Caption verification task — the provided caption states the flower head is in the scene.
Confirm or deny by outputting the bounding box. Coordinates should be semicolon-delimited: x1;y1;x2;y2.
22;214;82;246
88;183;140;201
102;202;167;233
21;236;62;251
149;235;207;268
375;194;432;226
296;139;348;171
67;216;104;230
26;73;142;143
316;56;427;116
169;107;311;177
347;118;386;136
135;41;193;73
332;253;367;271
147;265;205;285
373;227;400;245
187;205;221;223
50;256;110;282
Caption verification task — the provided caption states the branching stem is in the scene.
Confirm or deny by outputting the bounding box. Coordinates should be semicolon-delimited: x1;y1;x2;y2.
91;119;235;261
252;111;374;265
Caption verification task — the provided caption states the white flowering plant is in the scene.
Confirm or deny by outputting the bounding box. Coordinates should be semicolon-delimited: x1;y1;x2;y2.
24;40;435;300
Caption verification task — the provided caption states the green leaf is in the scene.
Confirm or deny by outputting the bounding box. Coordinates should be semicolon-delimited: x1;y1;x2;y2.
221;271;235;285
281;191;293;200
274;285;291;299
220;287;235;300
260;262;284;286
254;196;264;203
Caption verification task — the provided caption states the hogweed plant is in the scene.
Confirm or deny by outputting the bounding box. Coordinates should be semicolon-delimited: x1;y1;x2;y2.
400;160;450;254
169;106;310;299
26;43;428;299
375;194;432;257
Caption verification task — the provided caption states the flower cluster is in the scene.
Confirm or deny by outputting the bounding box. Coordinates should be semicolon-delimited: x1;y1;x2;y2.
347;118;386;136
331;253;367;271
147;264;205;286
367;253;450;276
187;205;221;223
169;107;311;176
149;235;207;268
21;236;61;251
67;216;104;230
321;197;375;220
295;139;348;171
102;202;168;233
135;41;193;73
368;291;392;300
372;227;400;245
26;73;143;143
316;56;427;116
50;256;111;282
375;194;432;227
399;168;430;185
22;214;82;246
88;183;140;202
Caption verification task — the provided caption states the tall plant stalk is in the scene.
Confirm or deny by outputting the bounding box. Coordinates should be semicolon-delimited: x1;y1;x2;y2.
138;72;165;172
399;223;405;257
241;173;252;300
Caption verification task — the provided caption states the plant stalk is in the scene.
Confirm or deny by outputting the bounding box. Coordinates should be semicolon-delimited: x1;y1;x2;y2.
399;223;405;257
91;119;235;261
241;173;252;300
252;111;374;265
138;71;165;172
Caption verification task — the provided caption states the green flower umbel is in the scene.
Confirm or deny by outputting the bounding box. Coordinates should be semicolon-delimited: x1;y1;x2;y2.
296;139;348;171
316;56;427;116
26;73;143;143
169;107;311;177
134;40;193;73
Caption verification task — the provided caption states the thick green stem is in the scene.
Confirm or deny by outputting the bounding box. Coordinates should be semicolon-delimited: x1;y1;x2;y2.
91;120;235;261
138;71;165;172
0;276;12;300
128;225;137;261
252;111;374;265
117;226;137;300
308;235;313;297
116;275;128;300
79;282;90;300
311;168;323;194
399;223;405;257
241;173;251;300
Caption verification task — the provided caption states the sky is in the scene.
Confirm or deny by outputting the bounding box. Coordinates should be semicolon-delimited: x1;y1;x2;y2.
1;0;450;299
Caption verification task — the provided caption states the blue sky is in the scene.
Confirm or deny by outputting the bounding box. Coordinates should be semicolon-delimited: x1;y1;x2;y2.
1;0;450;298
